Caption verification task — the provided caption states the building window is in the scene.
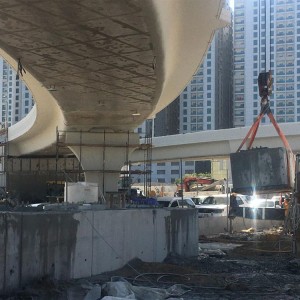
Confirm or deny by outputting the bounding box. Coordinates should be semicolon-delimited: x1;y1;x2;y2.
157;162;165;166
157;178;165;183
157;170;165;175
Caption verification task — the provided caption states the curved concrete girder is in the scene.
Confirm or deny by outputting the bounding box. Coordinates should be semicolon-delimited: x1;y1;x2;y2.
0;0;229;156
0;49;66;156
147;0;230;116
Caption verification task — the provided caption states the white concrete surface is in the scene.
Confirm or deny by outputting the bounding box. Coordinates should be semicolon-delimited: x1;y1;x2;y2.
0;1;230;195
0;208;198;293
132;122;300;163
0;0;230;156
65;182;99;203
148;0;230;116
66;131;140;193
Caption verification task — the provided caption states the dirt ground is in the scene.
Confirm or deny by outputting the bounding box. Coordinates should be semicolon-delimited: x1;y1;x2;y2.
3;228;300;299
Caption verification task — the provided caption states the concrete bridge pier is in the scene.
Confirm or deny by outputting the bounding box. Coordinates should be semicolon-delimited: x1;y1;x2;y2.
66;131;140;194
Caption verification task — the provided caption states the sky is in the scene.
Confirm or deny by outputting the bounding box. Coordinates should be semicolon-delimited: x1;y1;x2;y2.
229;0;234;9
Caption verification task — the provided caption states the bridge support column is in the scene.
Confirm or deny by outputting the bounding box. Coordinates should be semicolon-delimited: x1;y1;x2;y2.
65;131;140;195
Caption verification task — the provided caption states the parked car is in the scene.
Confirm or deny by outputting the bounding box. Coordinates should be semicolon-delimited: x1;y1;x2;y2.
157;196;196;208
249;198;281;208
271;195;284;207
197;194;228;217
197;194;250;217
191;195;206;205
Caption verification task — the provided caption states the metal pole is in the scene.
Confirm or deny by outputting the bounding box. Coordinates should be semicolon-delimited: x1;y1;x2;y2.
226;169;229;232
180;158;183;207
128;160;132;200
102;130;106;195
4;101;8;197
55;127;59;195
65;181;68;203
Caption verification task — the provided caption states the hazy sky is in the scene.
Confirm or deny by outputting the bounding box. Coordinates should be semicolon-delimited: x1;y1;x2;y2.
230;0;234;9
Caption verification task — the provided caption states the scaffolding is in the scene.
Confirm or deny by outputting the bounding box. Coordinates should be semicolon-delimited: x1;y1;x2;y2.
0;126;152;204
0;126;79;203
0;127;8;194
143;119;152;197
55;128;153;201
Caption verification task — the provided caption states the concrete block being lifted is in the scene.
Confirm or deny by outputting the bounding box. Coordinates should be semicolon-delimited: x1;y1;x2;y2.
230;147;295;194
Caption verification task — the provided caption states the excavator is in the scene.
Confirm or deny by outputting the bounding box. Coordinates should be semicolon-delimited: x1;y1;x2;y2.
177;177;214;192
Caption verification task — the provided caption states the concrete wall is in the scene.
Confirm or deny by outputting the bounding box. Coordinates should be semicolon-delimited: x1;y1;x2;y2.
0;208;198;293
199;216;284;236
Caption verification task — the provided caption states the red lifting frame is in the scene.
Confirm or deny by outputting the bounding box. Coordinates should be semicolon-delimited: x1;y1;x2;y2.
237;110;292;153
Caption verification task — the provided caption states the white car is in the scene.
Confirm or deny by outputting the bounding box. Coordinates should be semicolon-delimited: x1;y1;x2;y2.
191;195;207;205
157;196;196;208
197;194;250;217
249;198;282;208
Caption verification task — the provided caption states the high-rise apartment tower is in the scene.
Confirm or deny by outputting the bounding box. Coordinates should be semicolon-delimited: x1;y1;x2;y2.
233;0;299;127
0;59;34;127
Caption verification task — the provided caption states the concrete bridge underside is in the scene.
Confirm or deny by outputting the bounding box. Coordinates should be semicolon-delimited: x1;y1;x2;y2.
0;0;229;193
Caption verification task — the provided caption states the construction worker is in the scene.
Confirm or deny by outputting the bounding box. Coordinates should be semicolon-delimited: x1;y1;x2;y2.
283;194;290;233
284;197;289;215
228;192;238;234
229;192;238;218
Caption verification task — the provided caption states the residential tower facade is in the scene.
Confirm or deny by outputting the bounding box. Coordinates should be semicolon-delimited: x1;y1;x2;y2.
0;59;34;127
233;0;299;127
135;26;233;184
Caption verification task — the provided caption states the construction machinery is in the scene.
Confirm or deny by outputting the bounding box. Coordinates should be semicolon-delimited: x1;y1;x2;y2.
177;176;214;192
